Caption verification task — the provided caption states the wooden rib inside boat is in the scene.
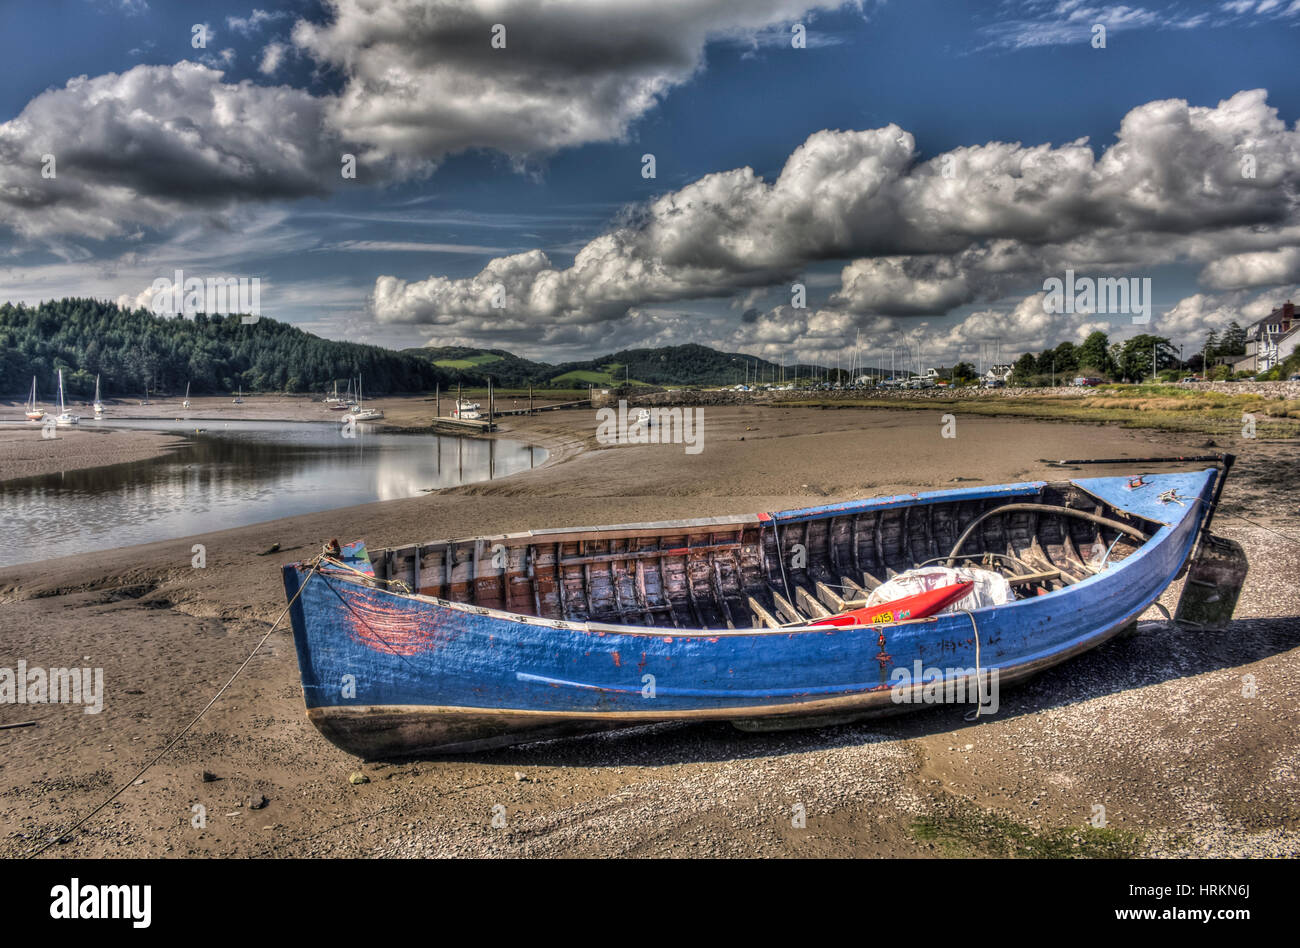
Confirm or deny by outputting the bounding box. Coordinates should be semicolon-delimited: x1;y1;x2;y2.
365;481;1161;629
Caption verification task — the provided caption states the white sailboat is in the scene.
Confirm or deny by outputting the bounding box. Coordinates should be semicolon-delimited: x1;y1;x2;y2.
343;374;383;423
329;378;350;411
232;384;243;405
25;376;44;421
183;382;191;409
93;374;105;415
55;369;80;426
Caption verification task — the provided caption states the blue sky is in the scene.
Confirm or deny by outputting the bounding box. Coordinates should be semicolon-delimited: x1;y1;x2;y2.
2;0;1299;368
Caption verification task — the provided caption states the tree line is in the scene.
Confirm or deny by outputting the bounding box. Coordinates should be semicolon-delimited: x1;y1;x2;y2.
0;299;451;398
1006;324;1250;386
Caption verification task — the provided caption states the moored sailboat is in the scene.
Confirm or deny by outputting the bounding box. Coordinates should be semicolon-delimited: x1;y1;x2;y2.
330;378;354;411
25;377;44;421
93;374;104;416
54;369;80;426
342;375;383;423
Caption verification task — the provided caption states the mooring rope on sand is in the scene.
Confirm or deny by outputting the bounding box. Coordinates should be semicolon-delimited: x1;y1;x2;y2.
23;561;322;859
1221;513;1300;546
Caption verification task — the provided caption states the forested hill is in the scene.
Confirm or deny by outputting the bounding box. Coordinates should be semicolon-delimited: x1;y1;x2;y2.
1;299;813;398
407;342;814;388
0;299;447;397
554;344;791;387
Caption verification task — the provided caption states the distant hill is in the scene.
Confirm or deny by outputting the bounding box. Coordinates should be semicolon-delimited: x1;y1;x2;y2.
406;342;822;389
413;346;554;387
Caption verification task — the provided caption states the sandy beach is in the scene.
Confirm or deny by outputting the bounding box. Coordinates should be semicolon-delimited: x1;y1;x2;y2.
1;403;1297;858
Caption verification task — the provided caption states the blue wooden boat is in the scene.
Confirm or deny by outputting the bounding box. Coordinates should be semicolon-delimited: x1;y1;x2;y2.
282;462;1241;757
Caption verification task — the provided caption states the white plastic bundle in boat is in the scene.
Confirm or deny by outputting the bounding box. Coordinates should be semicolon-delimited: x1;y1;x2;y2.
865;566;1014;614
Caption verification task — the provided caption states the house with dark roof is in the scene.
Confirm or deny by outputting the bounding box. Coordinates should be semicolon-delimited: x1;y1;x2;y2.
1225;301;1298;374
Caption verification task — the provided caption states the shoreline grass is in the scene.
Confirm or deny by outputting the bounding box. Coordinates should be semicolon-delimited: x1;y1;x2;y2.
773;386;1300;439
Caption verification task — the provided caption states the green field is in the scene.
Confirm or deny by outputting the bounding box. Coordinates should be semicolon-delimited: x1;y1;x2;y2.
777;385;1300;438
550;363;651;387
432;352;504;370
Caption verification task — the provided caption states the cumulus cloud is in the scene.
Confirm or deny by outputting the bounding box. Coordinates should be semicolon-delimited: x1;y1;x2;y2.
0;63;342;239
372;89;1300;346
1201;247;1300;288
724;305;896;364
3;1;855;240
228;9;290;36
259;41;288;75
292;0;854;165
833;255;976;315
1158;286;1300;343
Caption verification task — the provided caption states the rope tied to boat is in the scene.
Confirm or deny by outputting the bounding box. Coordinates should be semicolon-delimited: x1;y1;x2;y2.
959;609;986;723
318;553;413;595
23;558;325;859
768;515;795;608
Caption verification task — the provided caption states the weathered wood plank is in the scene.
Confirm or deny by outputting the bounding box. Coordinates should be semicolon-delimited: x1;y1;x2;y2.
747;596;781;629
770;588;806;624
840;575;869;598
795;586;831;618
815;580;846;613
557;541;741;568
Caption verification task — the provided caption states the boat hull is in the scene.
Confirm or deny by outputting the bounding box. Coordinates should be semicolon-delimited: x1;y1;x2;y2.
283;469;1219;758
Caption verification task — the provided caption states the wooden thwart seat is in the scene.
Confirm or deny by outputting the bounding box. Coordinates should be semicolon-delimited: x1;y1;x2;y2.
795;586;831;619
747;596;781;629
770;588;806;624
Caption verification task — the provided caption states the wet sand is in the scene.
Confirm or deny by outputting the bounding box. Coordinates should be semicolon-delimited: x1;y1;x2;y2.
1;404;1297;858
0;425;189;482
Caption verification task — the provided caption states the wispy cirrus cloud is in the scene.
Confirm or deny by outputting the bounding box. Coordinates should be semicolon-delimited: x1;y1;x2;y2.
329;239;512;254
972;1;1289;51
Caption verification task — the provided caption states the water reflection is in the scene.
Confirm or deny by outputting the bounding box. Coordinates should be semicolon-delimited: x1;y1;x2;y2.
0;420;545;566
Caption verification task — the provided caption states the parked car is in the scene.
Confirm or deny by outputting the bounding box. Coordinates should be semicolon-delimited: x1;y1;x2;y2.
1071;377;1103;387
1179;376;1199;383
982;378;1005;388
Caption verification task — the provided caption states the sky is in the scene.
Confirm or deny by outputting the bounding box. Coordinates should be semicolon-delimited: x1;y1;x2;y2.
2;0;1299;371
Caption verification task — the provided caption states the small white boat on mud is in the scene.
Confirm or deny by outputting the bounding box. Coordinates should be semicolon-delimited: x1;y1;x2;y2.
342;376;383;423
54;369;79;426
